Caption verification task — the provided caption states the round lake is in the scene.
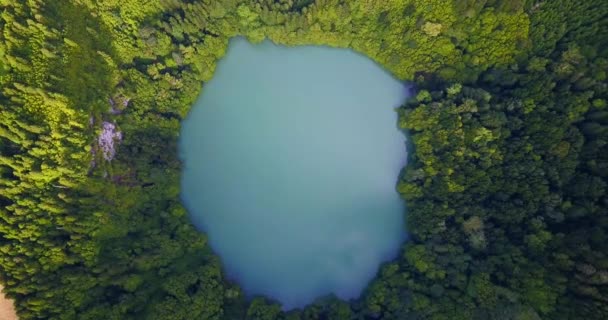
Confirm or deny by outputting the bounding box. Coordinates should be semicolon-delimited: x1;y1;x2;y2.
179;37;409;309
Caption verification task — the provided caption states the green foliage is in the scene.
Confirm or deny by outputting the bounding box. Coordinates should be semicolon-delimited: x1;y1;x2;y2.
0;0;606;319
246;298;281;320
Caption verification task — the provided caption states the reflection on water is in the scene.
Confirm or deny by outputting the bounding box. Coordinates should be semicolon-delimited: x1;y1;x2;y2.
179;37;409;309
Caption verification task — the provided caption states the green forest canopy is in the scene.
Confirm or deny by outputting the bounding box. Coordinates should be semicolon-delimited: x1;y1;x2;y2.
0;0;606;319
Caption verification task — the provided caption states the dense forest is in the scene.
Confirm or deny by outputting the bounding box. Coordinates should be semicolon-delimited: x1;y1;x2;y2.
0;0;606;319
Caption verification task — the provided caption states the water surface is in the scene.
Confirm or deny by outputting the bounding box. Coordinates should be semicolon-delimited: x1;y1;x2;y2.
180;37;408;309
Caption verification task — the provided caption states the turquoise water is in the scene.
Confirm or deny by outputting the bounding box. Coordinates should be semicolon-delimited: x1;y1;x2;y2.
179;37;408;309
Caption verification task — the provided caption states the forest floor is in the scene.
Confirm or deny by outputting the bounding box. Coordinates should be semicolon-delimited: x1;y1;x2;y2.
0;286;17;320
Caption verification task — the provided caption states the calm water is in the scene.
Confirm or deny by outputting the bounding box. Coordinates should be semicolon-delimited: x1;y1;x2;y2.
179;37;408;309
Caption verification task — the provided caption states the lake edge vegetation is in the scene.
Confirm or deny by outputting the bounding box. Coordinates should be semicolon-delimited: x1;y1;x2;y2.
0;0;606;319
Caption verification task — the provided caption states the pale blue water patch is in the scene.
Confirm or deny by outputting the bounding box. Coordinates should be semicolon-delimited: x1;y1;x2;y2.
179;37;409;309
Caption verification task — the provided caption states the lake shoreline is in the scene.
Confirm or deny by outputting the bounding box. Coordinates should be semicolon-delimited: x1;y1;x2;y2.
180;37;409;309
